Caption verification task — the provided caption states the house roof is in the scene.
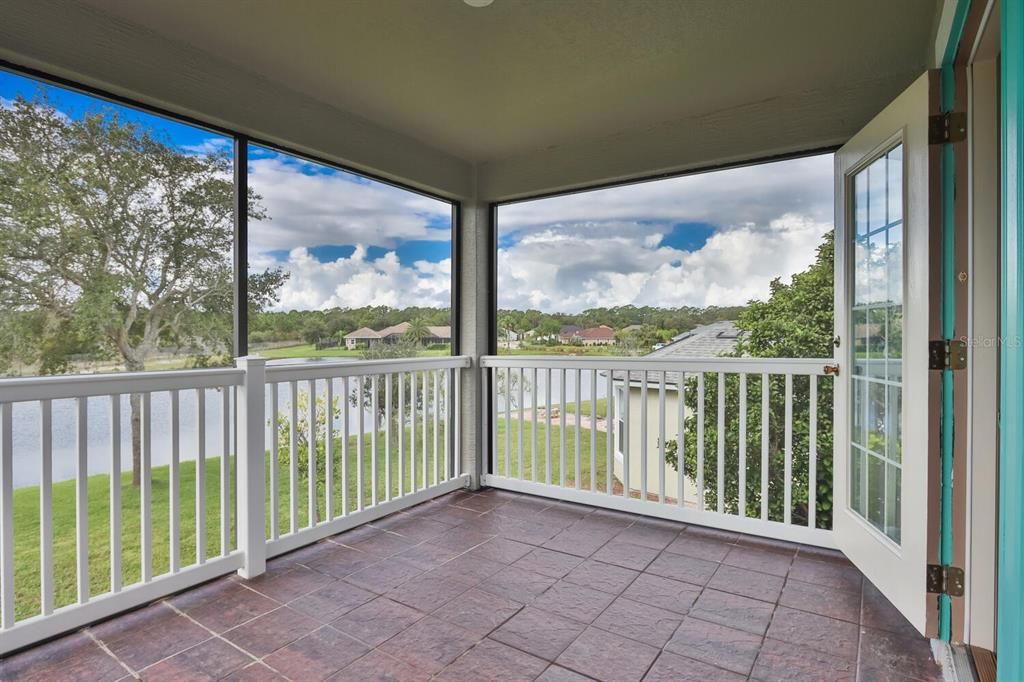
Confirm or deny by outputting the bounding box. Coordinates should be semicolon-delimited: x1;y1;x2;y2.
615;321;744;385
378;322;411;337
580;325;615;340
427;326;452;339
345;327;381;339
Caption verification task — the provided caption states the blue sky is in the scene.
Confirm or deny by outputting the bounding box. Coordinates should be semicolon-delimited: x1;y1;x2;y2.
3;67;834;314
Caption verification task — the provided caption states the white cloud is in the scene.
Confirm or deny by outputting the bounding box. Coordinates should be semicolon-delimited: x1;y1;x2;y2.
496;154;835;313
246;156;451;256
252;246;451;311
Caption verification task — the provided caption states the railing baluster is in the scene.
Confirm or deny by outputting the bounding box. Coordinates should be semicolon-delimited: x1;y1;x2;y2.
422;370;428;489
678;372;685;508
575;368;582;490
40;400;54;613
546;368;553;485
385;373;393;496
761;373;770;521
0;403;12;628
398;373;405;496
342;376;350;515
170;390;180;573
442;370;449;481
411;371;418;491
606;368;614;495
108;396;121;593
289;381;299;532
640;372;648;500
559;369;566;487
518;367;525;480
453;368;461;478
808;375;818;529
357;375;365;510
531;367;538;482
738;374;747;518
326;379;334;518
622;371;630;498
220;388;229;555
76;397;89;603
490;369;497;477
696;373;705;511
269;383;279;539
717;373;725;514
371;375;378;506
658;372;666;504
434;369;440;486
590;369;597;492
784;373;794;525
196;389;206;564
308;379;318;524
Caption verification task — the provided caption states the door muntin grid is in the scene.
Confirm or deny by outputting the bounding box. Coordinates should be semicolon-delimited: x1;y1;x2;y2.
849;144;903;545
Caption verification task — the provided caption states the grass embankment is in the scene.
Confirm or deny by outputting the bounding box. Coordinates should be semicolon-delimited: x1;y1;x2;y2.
493;419;611;489
9;423;447;623
562;397;608;419
258;344;451;360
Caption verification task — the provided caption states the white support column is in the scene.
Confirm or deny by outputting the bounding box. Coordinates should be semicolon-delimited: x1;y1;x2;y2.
235;356;267;578
458;199;491;489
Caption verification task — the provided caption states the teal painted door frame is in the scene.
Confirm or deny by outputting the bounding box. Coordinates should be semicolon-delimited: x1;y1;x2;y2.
999;0;1024;678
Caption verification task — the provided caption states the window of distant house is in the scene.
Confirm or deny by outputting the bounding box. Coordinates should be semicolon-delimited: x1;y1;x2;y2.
0;69;237;377
494;154;835;360
245;145;454;362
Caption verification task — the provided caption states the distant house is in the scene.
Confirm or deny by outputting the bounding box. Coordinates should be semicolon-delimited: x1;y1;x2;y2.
344;322;451;349
559;324;616;346
610;321;744;504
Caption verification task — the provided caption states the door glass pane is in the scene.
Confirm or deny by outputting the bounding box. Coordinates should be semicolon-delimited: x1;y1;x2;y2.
849;144;903;544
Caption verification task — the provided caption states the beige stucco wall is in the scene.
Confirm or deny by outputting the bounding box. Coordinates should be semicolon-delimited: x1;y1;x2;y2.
612;384;698;504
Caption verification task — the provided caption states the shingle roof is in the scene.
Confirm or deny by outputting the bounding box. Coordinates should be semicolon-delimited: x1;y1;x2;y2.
345;327;381;339
613;321;744;385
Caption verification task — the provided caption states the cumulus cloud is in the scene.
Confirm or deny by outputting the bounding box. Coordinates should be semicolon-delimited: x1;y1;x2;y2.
252;246;451;311
246;155;451;256
496;154;834;313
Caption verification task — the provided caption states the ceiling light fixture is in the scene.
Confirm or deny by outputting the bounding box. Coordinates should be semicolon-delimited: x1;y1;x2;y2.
464;0;494;7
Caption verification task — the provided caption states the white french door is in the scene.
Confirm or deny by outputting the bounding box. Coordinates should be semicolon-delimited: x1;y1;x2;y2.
833;71;938;635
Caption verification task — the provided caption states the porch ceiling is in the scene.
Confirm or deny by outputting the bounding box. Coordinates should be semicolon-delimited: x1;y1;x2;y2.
1;0;940;200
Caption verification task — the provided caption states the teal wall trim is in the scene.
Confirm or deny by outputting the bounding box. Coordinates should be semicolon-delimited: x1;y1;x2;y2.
939;0;971;642
999;0;1024;678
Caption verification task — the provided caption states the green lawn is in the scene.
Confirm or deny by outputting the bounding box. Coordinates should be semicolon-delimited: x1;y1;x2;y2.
9;422;447;623
562;397;608;419
258;344;451;360
498;345;622;356
494;418;612;491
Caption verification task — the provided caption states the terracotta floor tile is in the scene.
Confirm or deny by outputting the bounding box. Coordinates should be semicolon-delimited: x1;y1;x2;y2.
289;579;376;622
664;615;762;676
644;651;746;682
563;559;640;595
107;614;211;672
139;637;251;681
379;616;480;674
751;638;857;682
536;665;593;681
532;581;617;624
787;556;863;593
663;535;733;563
556;627;660;682
722;546;793;577
765;606;859;661
858;626;943;682
386;572;471;612
344;558;424;593
706;564;784;603
592;596;683;648
591;540;660;571
689;588;775;636
222;662;288;681
513;547;584;579
432;587;523;634
491;606;586;661
221;606;321;658
779;577;862;623
477;565;557;604
436;639;547;681
621;573;701;615
185;586;280;633
330;649;430;682
1;632;126;682
332;597;424;647
263;625;369;681
645;551;719;586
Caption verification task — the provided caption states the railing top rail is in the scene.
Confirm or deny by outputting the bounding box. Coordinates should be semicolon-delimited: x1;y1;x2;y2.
479;354;836;375
0;367;244;404
265;355;473;383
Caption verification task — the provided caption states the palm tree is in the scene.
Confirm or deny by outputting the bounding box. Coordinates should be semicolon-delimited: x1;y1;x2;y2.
405;318;430;345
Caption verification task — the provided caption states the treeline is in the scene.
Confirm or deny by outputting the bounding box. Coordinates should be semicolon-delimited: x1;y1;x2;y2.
249;304;747;346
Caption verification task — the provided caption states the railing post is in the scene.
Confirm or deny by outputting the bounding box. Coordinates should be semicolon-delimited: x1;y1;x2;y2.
236;356;266;579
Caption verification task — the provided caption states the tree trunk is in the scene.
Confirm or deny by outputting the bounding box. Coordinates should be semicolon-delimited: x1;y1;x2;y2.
125;357;145;487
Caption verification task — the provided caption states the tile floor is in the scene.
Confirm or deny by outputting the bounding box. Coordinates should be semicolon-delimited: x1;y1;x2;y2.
0;488;943;681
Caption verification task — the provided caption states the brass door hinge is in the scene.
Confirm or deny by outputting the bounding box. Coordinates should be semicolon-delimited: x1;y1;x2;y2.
823;364;840;376
927;564;965;597
929;112;967;144
929;339;967;370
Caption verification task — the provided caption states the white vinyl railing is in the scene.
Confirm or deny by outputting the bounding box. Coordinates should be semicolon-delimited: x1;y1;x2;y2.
480;355;836;547
0;355;471;654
